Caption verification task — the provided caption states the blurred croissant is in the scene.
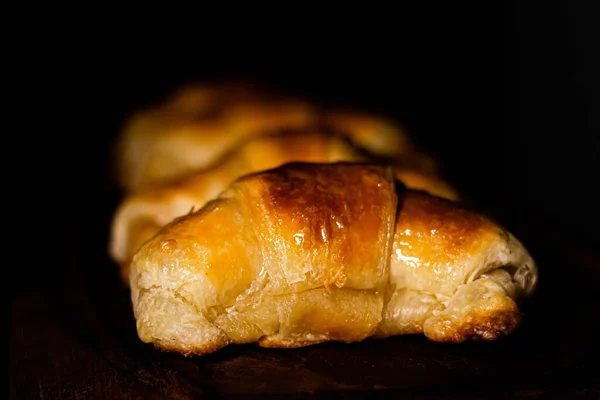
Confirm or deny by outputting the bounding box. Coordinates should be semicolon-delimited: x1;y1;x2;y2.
130;163;537;356
110;132;459;281
115;82;435;191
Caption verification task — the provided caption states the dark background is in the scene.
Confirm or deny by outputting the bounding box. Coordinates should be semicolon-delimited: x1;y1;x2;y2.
13;2;599;398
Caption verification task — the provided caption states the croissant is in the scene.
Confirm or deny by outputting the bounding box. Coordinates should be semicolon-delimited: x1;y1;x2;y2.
129;163;537;356
110;132;459;282
115;83;316;190
321;110;437;174
115;82;434;191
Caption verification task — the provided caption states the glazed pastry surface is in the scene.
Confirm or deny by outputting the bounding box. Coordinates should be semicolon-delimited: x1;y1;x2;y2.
129;163;537;355
111;132;362;278
110;133;459;279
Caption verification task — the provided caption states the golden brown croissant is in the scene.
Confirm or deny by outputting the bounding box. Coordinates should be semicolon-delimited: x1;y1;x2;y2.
115;82;435;191
110;132;459;281
129;163;537;356
116;83;316;190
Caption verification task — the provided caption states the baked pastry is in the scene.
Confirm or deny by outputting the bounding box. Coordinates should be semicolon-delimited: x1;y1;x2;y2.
110;132;459;281
115;82;435;191
129;163;537;355
322;110;437;174
116;82;316;191
111;131;362;279
394;168;459;202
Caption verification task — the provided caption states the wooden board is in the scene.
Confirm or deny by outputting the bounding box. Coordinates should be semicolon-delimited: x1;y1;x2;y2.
10;192;600;399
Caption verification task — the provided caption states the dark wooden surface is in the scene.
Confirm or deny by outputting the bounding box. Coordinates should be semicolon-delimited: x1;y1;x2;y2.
9;190;600;399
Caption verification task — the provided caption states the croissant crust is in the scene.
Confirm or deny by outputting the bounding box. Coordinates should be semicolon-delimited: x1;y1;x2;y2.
129;163;537;355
